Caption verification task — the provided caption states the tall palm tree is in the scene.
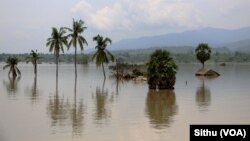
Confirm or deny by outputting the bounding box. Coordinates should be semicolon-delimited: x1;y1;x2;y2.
92;34;114;79
26;50;40;76
195;43;211;69
64;19;88;78
3;56;21;78
46;27;68;80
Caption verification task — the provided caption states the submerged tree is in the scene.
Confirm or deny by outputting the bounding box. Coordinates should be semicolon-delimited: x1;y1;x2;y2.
195;43;211;69
3;56;21;78
92;34;114;79
26;50;40;76
64;19;88;78
46;27;68;80
147;49;178;89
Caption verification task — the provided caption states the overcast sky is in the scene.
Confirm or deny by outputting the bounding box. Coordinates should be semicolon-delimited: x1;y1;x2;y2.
1;0;250;53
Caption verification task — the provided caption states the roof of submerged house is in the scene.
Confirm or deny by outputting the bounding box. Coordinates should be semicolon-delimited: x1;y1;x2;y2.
195;68;220;76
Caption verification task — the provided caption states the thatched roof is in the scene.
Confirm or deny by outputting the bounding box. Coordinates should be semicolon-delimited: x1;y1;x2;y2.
195;68;220;76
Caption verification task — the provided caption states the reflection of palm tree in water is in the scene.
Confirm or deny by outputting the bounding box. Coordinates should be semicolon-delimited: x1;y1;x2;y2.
114;78;122;96
30;76;39;102
47;68;68;126
145;90;178;129
3;76;20;96
47;76;85;135
92;80;113;124
196;79;211;111
47;88;69;127
71;76;84;135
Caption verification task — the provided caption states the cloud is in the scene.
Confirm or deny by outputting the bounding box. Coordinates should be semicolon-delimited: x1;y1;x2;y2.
90;3;132;30
71;0;202;31
71;0;250;32
139;0;201;27
71;0;92;13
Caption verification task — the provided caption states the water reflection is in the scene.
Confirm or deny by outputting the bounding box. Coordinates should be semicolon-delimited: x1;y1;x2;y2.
196;79;211;111
47;77;85;135
71;77;85;135
113;78;122;96
25;76;40;103
145;90;178;129
3;76;20;97
92;80;114;125
47;90;70;127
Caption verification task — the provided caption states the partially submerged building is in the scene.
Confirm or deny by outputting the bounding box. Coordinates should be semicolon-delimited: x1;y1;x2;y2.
195;68;220;77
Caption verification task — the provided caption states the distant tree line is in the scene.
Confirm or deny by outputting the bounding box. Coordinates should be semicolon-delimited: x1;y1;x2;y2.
110;50;250;63
0;53;89;64
1;50;250;64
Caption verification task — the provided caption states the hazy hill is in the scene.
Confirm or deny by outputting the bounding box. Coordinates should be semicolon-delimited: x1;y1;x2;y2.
109;27;250;51
220;39;250;52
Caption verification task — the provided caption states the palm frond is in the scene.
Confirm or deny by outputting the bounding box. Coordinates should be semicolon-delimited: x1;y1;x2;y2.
92;51;98;62
106;50;115;62
78;36;88;50
68;39;73;50
46;40;52;46
62;27;73;32
49;45;54;52
104;38;112;44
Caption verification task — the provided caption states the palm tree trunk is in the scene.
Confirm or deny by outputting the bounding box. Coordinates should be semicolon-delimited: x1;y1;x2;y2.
56;54;59;93
74;75;77;98
75;46;77;78
202;62;204;69
102;62;106;80
34;60;37;76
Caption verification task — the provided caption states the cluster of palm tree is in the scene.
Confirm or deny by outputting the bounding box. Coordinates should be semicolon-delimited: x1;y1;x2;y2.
3;19;114;83
46;19;114;80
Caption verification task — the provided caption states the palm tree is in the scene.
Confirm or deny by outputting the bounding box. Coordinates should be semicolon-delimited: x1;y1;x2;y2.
195;43;211;69
64;19;88;78
3;56;21;78
92;34;114;79
26;50;40;76
147;49;178;89
46;27;68;80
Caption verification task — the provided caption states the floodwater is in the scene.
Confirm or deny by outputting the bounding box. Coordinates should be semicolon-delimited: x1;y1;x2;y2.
0;63;250;141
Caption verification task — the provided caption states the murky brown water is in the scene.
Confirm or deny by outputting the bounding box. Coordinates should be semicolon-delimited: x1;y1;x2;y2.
0;63;250;141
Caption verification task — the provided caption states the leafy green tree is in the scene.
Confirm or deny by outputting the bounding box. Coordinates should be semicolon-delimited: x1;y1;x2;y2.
46;27;68;79
3;56;21;78
26;50;40;76
195;43;211;69
64;19;88;78
92;34;114;79
147;49;178;89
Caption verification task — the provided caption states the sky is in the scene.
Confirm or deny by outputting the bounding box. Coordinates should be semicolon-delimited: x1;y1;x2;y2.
1;0;250;53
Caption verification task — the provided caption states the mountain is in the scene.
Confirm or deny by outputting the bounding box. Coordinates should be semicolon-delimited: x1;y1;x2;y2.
109;27;250;50
220;39;250;52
